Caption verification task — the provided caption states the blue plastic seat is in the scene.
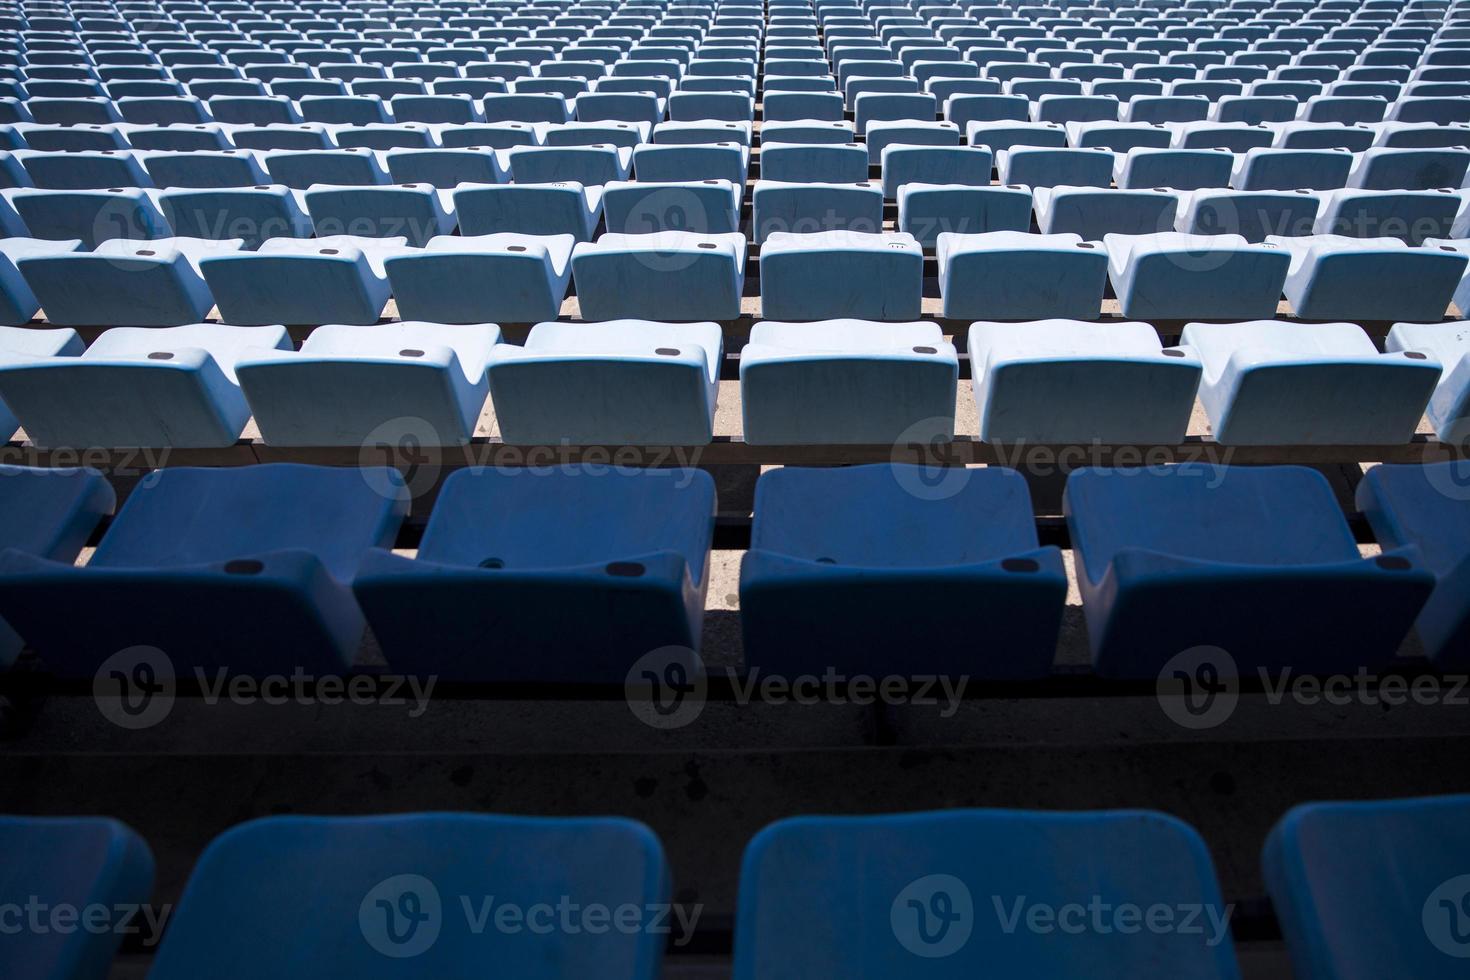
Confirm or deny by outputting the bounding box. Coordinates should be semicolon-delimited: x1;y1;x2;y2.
1105;232;1290;319
486;320;720;444
1034;186;1179;238
880;144;991;199
630;141;748;184
740;321;957;445
1230;147;1353;190
1170;120;1276;153
571;231;745;321
26;98;123;126
761;231;923;321
298;94;391;125
435;121;542;149
332;123;436;151
601;179;741;235
208;95;300;124
7;187;171;247
1116;147;1234;189
972;319;1201;442
236;322;498;447
1066;121;1173;153
385;233;572;323
1270;121;1377;151
761;118;856;144
117;95;210;125
226;123;335;152
752;179;883;243
13;123;127;153
201;235;404;326
734;808;1239;979
576;91;666;127
1185;319;1439;445
965;119;1069;152
262;148;390;189
355;467;712;682
303;183;455;245
1067;464;1434;677
758;142;867;184
0;816;153;975
667;90;753;121
453;181;602;241
764;90;844;120
864;120;961;164
1212;95;1298;124
1274;234;1466;320
938;231;1107;319
157;185;313;248
15;148;151;189
1263;795;1470;979
0;464;407;677
506;143;631;185
1347;146;1470;190
1124;94;1211;123
651;119;754;145
1313;188;1461;244
1174;189;1322;242
997;146;1114;187
1387;318;1470;444
1390;95;1470;124
378;147;506;187
20;236;237;326
390;93;481;123
481;92;573;123
0;322;287;449
0;240;84;324
898;184;1032;246
544;122;651;149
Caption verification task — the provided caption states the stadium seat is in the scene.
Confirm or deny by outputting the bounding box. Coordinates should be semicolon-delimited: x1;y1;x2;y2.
965;119;1068;152
651;120;754;146
1175;189;1322;241
383;147;509;187
1115;147;1235;189
764;90;844;120
507;144;632;185
157;186;313;248
235;322;499;446
226;123;335;152
200;236;405;325
8;187;172;247
1387;319;1470;444
0;816;153;975
141;149;271;189
971;319;1201;443
0;239;84;324
486;320;720;444
1065;464;1433;678
384;234;573;323
298;94;391;125
0;319;287;453
758;142;867;184
0;464;408;677
938;231;1107;320
996;146;1114;187
302;184;455;245
601;180;742;235
760;231;923;321
484;95;573;125
879;144;991;199
19;237;237;326
355;467;713;683
1185;320;1439;445
15;148;151;189
1033;186;1179;238
571;232;746;321
1313;188;1462;244
630;141;749;184
546;122;652;149
761;118;856;145
864;120;961;165
262;148;391;188
1066;120;1173;153
1263;795;1470;979
734;808;1239;979
1272;234;1466;320
1105;232;1290;319
1346;146;1470;190
898;183;1032;246
740;320;958;445
452;182;603;241
1230;147;1353;191
1169;120;1276;153
752;180;884;242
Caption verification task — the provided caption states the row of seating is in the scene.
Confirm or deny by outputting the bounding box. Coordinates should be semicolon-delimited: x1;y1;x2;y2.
7;794;1469;978
7;140;1470;194
4;317;1470;448
0;460;1465;678
2;229;1467;325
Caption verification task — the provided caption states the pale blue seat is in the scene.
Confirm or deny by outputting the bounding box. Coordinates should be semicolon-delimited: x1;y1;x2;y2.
1106;232;1290;319
945;93;1031;130
332;123;437;151
390;93;481;123
1389;95;1470;125
208;95;301;124
1230;147;1353;190
453;181;603;241
601;180;741;235
0;326;82;425
971;319;1201;443
26;97;123;125
435;120;543;148
1269;121;1377;151
1347;146;1470;190
19;236;238;326
899;183;1032;246
262;147;390;188
506;143;631;184
13;123;127;152
1368;120;1470;148
1359;464;1470;668
0;464;407;677
1065;120;1173;153
630;141;748;184
1212;94;1298;124
1274;234;1466;320
1066;464;1433;678
0;817;153;974
303;183;455;245
965;119;1068;152
157;186;313;248
937;231;1107;320
355;468;713;683
117;95;211;125
482;92;572;123
15;148;151;189
487;320;720;443
298;94;391;124
761;118;856;144
385;233;573;323
761;231;923;321
1313;188;1461;244
1169;120;1276;153
880;144;992;198
650;120;754;146
383;146;509;186
740;320;957;445
544;121;651;148
576;91;666;127
1185;319;1439;444
1034;93;1121;123
759;142;866;183
863;119;960;164
236;322;499;446
854;91;936;134
0;238;84;323
141;149;271;189
1386;319;1470;446
735;809;1236;979
1123;94;1211;123
752;179;884;243
668;90;753;121
1300;94;1391;124
1264;795;1470;979
997;146;1114;187
1034;186;1179;238
0;323;288;448
200;236;406;325
764;90;844;120
1174;189;1322;242
1115;146;1234;189
571;231;746;320
226;123;335;152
